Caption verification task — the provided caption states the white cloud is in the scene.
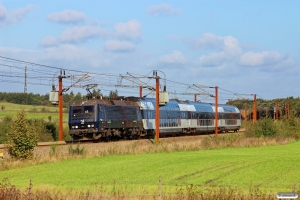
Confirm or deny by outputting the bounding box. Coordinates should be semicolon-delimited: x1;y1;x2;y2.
59;25;109;43
38;20;143;48
147;3;180;16
39;36;58;47
195;35;242;67
240;51;284;67
104;40;136;52
187;33;224;49
160;50;186;64
47;9;86;24
223;36;242;56
114;20;142;40
0;2;35;27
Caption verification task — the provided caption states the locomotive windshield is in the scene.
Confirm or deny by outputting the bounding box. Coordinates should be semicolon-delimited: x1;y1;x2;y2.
72;106;94;118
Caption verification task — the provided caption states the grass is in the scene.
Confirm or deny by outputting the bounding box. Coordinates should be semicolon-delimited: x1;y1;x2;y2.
0;102;68;121
0;140;299;194
0;102;59;112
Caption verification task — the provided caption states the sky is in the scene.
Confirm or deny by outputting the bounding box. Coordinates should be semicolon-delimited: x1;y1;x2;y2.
0;0;300;103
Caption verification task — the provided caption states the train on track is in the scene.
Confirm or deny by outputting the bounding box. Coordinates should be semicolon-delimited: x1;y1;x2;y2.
68;97;241;141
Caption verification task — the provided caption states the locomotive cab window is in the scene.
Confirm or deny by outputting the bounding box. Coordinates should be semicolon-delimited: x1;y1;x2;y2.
72;106;94;118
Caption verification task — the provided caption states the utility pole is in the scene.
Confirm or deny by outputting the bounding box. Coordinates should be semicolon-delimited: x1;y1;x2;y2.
253;94;257;123
24;66;27;93
214;86;218;136
245;103;248;130
276;99;278;121
57;72;88;141
140;86;143;98
155;75;160;142
58;71;64;141
194;94;197;102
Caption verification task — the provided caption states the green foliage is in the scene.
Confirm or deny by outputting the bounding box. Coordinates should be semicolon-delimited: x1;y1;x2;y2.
230;97;300;118
253;118;276;137
63;126;72;142
245;118;300;139
1;105;4;111
0;116;13;143
109;89;118;99
28;119;57;142
6;110;38;159
68;143;86;156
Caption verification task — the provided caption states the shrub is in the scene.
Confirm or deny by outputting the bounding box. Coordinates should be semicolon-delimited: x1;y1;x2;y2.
6;110;38;159
0;116;13;143
245;117;300;139
254;118;277;137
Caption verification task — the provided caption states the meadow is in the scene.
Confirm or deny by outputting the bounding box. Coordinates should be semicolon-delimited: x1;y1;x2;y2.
0;139;299;199
0;102;68;121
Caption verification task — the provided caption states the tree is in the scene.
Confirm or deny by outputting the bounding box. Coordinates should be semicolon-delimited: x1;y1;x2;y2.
109;89;118;99
74;92;82;101
1;105;4;111
6;110;38;159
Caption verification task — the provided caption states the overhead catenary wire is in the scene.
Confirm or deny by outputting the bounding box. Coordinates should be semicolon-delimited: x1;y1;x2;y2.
0;55;258;103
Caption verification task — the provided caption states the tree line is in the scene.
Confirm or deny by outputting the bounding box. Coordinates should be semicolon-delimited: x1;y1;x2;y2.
230;96;300;117
0;89;118;108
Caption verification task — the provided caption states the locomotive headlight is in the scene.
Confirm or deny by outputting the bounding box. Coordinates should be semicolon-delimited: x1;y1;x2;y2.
75;125;78;129
91;124;94;127
88;125;91;128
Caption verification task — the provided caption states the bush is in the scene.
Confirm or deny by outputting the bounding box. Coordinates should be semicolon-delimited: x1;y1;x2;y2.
0;116;13;143
6;110;38;159
254;118;277;137
245;118;300;139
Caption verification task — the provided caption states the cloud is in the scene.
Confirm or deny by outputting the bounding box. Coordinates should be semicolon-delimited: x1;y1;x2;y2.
147;3;180;16
114;20;142;40
59;25;109;43
160;50;186;64
186;33;226;50
47;9;86;24
104;40;136;52
39;36;58;47
0;2;35;27
194;34;242;67
187;33;297;73
38;20;143;48
240;51;285;67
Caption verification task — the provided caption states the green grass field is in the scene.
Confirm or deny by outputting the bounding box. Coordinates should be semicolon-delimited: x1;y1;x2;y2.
0;102;68;121
1;141;299;194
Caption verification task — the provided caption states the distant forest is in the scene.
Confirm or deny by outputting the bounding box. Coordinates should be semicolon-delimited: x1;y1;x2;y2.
230;96;300;118
0;89;118;108
0;91;84;108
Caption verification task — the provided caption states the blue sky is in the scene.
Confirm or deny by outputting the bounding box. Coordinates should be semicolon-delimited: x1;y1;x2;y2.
0;1;300;102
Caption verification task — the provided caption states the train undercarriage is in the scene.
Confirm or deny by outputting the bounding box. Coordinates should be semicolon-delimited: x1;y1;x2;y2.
70;127;149;141
70;126;240;141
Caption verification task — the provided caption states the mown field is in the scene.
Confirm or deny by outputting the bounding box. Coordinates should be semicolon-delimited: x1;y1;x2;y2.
0;102;68;121
0;140;299;196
